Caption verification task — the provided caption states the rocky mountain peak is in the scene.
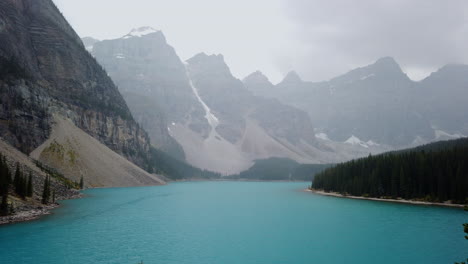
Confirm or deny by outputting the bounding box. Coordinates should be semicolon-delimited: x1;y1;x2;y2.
186;53;231;76
421;63;468;86
329;56;407;85
123;26;160;39
371;56;404;74
81;37;99;52
280;71;303;85
243;71;272;86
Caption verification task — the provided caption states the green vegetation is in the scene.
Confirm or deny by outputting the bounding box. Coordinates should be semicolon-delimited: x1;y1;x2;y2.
79;176;84;189
0;154;35;216
42;176;51;204
13;162;32;199
227;158;332;181
27;172;33;197
312;138;468;204
0;154;12;216
149;147;221;180
34;160;80;189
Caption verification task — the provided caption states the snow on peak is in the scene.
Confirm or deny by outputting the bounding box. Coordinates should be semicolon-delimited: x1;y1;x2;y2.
315;133;331;141
123;27;159;39
114;53;125;59
344;135;371;148
434;130;464;140
360;73;375;81
365;140;380;147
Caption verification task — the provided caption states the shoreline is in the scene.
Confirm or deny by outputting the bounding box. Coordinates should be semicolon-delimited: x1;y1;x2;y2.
0;204;60;225
0;193;83;226
307;189;466;208
172;178;310;183
1;180;305;225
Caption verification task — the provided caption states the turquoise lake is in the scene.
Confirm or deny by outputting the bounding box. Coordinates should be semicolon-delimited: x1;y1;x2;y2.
0;181;466;264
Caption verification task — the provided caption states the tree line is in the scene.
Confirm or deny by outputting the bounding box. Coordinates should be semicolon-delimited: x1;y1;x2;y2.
0;153;58;216
312;139;468;204
226;157;332;181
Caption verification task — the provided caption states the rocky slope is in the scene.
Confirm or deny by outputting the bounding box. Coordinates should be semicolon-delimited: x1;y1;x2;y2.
30;116;165;188
245;57;468;147
0;0;153;171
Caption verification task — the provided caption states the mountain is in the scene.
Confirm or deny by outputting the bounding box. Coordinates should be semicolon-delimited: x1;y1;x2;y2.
0;0;164;187
245;57;468;147
81;37;99;52
418;64;468;137
175;53;384;173
88;32;384;174
89;27;207;160
312;137;468;204
243;71;275;97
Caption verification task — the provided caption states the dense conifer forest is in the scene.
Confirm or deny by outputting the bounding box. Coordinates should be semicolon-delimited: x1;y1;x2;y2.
226;158;332;181
149;147;221;180
312;138;468;204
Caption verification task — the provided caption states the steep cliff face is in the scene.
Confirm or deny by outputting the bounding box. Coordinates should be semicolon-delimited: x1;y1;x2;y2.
90;28;208;160
0;0;152;170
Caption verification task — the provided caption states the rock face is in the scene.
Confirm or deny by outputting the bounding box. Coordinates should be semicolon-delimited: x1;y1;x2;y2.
87;30;388;174
186;53;318;147
89;28;207;160
0;0;153;171
30;116;165;187
245;57;468;147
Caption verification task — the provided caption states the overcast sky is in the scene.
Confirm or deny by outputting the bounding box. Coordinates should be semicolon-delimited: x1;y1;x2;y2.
54;0;467;83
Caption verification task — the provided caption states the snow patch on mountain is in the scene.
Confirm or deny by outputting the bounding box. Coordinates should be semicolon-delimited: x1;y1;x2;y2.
123;27;159;39
344;135;377;148
365;140;380;147
434;130;465;139
184;65;219;131
315;133;331;141
360;73;375;81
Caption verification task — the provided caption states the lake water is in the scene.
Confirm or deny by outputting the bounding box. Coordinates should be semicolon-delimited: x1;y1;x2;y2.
0;182;466;264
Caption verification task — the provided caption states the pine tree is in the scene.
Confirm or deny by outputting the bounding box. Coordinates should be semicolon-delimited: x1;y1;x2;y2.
0;194;9;216
0;154;10;216
13;162;20;192
312;140;468;203
79;176;84;189
41;176;51;204
27;172;33;197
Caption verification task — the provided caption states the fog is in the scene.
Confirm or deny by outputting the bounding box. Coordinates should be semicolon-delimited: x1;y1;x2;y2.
54;0;467;82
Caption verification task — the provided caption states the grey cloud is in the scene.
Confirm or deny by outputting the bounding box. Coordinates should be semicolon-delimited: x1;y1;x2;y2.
280;0;468;81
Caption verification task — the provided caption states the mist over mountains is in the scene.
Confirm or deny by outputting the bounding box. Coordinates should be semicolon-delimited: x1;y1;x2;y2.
82;26;468;174
245;57;468;147
85;27;389;174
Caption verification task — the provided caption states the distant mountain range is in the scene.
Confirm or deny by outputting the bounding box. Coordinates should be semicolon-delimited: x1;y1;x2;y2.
245;57;468;147
85;28;384;174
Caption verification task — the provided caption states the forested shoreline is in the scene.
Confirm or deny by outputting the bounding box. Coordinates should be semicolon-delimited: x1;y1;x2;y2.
312;138;468;204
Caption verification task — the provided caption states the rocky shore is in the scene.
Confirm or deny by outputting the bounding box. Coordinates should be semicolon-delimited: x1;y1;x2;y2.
0;191;82;226
307;189;466;208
